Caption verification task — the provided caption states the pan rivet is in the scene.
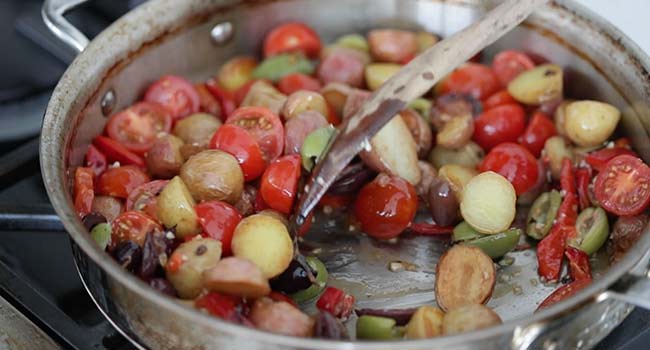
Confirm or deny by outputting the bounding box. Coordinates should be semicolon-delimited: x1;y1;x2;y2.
101;89;116;117
210;22;234;45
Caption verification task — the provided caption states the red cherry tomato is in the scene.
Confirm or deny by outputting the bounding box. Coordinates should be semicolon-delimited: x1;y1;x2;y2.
318;194;353;209
263;22;322;58
473;104;526;151
277;73;323;95
206;79;237;118
519;111;557;157
92;136;145;168
144;75;200;120
111;211;162;247
354;174;418;240
491;50;535;86
194;83;223;118
105;102;172;154
259;154;301;214
316;287;355;319
74;167;94;218
209;124;266;181
480;142;539;195
96;165;150;199
437;63;500;100
226;106;285;161
195;293;249;325
585;147;638;172
84;144;107;177
483;90;516;110
594;155;650;216
195;201;242;256
126;180;169;220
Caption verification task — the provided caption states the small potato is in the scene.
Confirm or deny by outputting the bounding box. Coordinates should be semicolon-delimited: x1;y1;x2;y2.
416;161;437;199
431;93;482;131
217;56;257;91
157;176;201;238
400;109;433;158
405;305;444;339
91;195;124;222
166;237;222;299
146;134;185;179
342;89;371;120
202;256;270;298
438;164;478;200
435;245;496;311
282;90;329;120
250;298;315;337
257;209;289;227
436;114;474;149
442;304;502;335
507;64;563;105
460;172;516;234
317;47;367;88
429;142;484;170
543;136;574;180
241;80;288;115
368;29;417;63
564;100;621;147
180;150;244;204
320;82;352;117
416;31;439;53
553;100;573;137
231;214;293;278
173;113;222;148
364;63;402;91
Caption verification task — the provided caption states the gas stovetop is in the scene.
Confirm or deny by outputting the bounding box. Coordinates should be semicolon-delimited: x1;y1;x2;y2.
0;1;648;349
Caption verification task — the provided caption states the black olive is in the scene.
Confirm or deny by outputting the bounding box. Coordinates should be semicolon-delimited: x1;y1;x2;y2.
138;231;175;280
329;163;375;195
427;178;460;226
314;312;349;340
148;278;177;297
112;241;142;273
270;259;316;294
82;212;107;231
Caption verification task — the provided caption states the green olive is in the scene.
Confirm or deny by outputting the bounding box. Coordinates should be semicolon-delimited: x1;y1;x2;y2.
90;222;111;250
301;126;336;171
356;315;399;340
452;221;481;242
335;34;369;53
568;207;610;255
252;53;315;82
527;190;562;240
290;256;329;303
409;98;432;123
462;228;521;259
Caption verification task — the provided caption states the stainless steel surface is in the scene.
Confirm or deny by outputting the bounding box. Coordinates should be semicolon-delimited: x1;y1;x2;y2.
39;0;650;349
0;297;59;350
42;0;90;54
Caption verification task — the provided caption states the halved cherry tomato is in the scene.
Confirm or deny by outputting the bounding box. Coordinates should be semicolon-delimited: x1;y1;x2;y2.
126;180;169;220
483;90;516;110
594;155;650;216
92;136;145;168
226;106;285;161
84;144;107;177
354;174;418;240
585;147;637;172
519;111;557;157
105;102;172;154
209;124;266;181
144;75;200;120
194;83;223;118
473;104;526;151
480;142;539;195
537;278;591;310
277;73;323;95
96;165;150;199
195;200;242;256
437;63;500;100
74;167;94;218
492;50;535;86
259;154;301;214
111;211;162;247
316;287;355;319
263;22;322;58
205;79;237;119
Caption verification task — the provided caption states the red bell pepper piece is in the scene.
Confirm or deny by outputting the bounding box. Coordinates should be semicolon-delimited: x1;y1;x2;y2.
92;136;145;168
409;222;454;235
565;246;592;282
195;292;252;326
575;167;592;211
205;79;236;120
84;144;107;178
74;167;94;218
316;287;355;319
536;278;591;310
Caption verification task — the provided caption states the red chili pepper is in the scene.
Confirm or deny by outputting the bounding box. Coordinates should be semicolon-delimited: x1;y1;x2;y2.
195;292;252;325
565;246;592;282
408;222;454;235
205;79;236;120
73;167;94;218
559;158;576;195
585;147;637;172
84;144;107;178
316;287;355;319
537;225;568;282
575;167;592;211
536;278;591;310
92;136;145;168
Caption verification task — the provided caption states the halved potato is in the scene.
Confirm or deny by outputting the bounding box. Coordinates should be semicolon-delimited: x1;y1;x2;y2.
157;176;201;238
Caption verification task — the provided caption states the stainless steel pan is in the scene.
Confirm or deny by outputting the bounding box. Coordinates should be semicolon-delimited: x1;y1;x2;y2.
40;0;650;349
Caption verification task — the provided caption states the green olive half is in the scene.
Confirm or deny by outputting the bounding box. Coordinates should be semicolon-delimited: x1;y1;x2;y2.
252;53;315;82
526;190;562;240
453;221;520;259
290;256;329;303
356;315;400;340
91;222;111;250
568;207;610;255
301;126;335;171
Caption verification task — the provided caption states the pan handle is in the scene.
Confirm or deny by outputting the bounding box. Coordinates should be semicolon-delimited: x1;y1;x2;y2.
42;0;90;54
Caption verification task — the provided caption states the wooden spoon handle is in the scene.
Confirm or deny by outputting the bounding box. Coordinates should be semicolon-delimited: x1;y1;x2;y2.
293;0;549;226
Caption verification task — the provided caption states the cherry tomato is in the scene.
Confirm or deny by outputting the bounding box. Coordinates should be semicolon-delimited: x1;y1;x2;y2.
144;75;200;120
277;73;322;95
437;63;500;100
316;287;355;319
125;180;169;220
206;79;237;118
74;167;94;218
473;104;526;151
195;201;242;256
105;102;172;154
519;111;557;157
111;211;162;247
84;144;107;177
259;154;301;214
354;174;418;240
226;106;285;161
194;83;223;118
96;165;150;199
585;147;637;172
483;89;516;110
594;155;650;216
92;136;145;168
480;142;539;195
195;292;249;324
491;50;535;86
209;124;266;181
254;190;270;212
263;22;322;58
318;193;353;209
